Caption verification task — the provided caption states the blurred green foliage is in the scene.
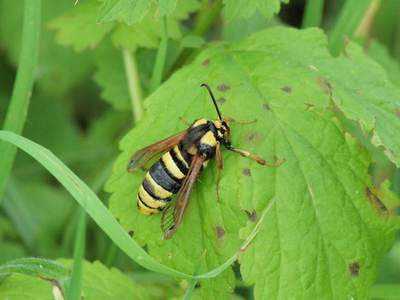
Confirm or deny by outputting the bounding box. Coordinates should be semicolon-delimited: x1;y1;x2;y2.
0;0;399;299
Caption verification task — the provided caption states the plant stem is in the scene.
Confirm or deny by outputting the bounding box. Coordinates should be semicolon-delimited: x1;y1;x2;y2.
355;0;381;37
328;0;373;55
0;0;41;202
104;243;118;267
122;49;143;122
193;0;223;36
150;17;168;91
66;209;86;300
302;0;324;28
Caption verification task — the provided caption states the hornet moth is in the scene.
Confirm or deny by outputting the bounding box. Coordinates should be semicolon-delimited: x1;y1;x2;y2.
127;83;282;239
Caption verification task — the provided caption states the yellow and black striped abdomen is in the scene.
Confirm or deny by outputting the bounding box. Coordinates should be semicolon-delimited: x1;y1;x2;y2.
137;144;191;215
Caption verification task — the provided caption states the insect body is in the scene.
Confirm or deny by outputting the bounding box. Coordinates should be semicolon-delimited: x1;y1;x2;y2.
128;84;277;239
136;118;220;215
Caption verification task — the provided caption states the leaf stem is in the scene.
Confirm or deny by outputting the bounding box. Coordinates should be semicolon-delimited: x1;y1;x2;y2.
0;0;41;202
328;0;373;55
150;16;168;91
302;0;324;28
122;49;143;122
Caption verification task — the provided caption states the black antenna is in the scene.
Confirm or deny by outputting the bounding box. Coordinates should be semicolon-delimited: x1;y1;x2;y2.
200;83;222;120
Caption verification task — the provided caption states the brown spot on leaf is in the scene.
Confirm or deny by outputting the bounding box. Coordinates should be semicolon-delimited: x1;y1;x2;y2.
244;210;257;222
246;132;262;144
395;109;400;118
349;262;360;277
216;226;225;238
262;103;271;110
366;188;388;214
217;97;226;104
242;168;251;176
202;58;210;66
281;86;292;93
317;77;333;96
217;83;230;92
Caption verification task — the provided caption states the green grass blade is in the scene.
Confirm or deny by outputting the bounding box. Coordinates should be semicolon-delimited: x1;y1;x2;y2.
66;209;86;300
0;130;270;280
302;0;324;28
328;0;372;55
0;0;41;201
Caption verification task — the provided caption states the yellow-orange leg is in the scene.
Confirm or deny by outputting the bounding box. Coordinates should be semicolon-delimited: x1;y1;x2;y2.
215;142;223;202
229;147;285;167
224;117;257;125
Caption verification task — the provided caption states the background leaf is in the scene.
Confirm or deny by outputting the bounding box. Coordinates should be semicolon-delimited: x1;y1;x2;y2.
223;0;289;22
0;0;95;95
94;41;132;111
0;259;156;300
98;0;152;25
48;0;114;52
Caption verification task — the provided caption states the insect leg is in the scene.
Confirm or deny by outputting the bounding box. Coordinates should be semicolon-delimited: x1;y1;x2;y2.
228;147;285;167
215;142;223;202
224;117;257;125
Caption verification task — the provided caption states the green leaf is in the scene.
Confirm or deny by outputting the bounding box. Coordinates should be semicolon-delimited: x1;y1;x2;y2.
0;274;54;300
69;260;153;299
223;0;289;22
0;0;95;95
222;11;281;43
106;27;400;299
97;0;198;25
94;41;131;110
180;35;205;48
158;0;177;16
0;259;155;300
112;21;161;50
98;0;151;25
325;42;400;167
49;0;199;52
48;0;114;52
111;0;198;50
